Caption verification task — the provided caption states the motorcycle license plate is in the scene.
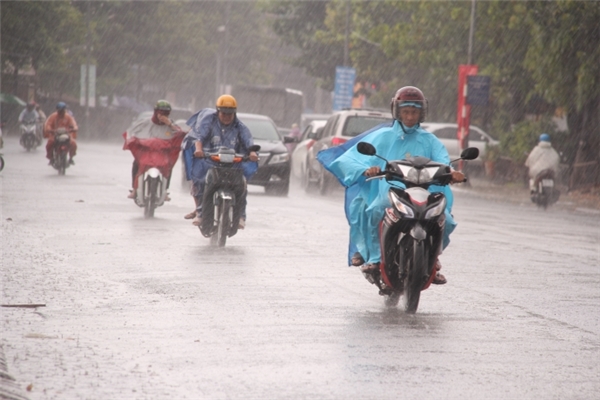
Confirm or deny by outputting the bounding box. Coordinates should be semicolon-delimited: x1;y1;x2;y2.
542;179;554;187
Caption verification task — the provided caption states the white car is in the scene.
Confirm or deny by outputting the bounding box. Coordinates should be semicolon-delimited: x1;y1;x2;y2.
291;119;327;180
420;122;498;166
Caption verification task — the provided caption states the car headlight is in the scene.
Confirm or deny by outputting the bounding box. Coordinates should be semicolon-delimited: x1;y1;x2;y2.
269;153;290;164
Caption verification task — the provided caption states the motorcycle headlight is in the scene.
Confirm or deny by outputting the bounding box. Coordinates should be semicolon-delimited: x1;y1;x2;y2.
269;153;290;164
404;166;439;185
425;197;447;219
389;191;414;218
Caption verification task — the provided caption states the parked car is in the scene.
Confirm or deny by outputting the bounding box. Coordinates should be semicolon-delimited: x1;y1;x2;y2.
420;122;498;167
238;112;293;196
304;109;393;195
291;119;327;181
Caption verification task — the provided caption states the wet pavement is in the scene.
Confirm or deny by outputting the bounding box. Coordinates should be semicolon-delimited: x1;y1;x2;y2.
1;137;599;399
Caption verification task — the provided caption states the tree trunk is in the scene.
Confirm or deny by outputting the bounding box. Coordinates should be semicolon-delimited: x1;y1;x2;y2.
568;98;600;190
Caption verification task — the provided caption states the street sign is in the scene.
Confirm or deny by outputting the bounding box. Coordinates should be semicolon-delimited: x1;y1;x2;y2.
332;66;356;111
467;75;490;106
80;64;96;108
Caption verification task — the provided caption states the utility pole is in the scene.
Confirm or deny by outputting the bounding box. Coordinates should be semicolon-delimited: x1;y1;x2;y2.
343;0;350;66
84;0;91;137
468;0;476;65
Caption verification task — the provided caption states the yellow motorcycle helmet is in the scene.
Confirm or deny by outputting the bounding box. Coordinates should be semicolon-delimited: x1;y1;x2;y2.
216;94;237;114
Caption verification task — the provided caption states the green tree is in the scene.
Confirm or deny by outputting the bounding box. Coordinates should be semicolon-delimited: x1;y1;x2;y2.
1;1;85;96
523;0;600;170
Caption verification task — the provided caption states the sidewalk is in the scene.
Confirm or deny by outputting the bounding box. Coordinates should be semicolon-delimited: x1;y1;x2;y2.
462;175;600;213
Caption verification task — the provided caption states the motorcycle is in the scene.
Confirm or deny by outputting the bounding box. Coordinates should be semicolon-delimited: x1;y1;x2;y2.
123;131;185;219
531;169;560;209
356;142;479;313
133;166;168;218
19;118;40;151
198;145;260;247
51;127;72;175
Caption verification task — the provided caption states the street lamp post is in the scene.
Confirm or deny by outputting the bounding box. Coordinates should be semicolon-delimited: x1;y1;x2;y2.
215;25;226;100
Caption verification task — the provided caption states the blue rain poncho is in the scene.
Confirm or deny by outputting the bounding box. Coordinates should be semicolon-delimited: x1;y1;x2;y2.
317;120;457;266
181;108;258;195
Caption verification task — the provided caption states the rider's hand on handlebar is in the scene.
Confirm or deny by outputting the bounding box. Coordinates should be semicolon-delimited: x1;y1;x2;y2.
450;170;466;184
248;151;259;162
364;166;381;177
193;149;205;158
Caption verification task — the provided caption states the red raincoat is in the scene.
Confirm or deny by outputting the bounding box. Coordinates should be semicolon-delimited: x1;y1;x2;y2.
122;131;186;189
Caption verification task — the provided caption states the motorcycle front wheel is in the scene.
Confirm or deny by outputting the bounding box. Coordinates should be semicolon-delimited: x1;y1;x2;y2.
144;178;158;218
57;152;67;175
403;240;428;314
216;198;231;247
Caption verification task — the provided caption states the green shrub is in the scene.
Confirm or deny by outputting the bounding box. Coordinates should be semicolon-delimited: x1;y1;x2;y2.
498;117;564;164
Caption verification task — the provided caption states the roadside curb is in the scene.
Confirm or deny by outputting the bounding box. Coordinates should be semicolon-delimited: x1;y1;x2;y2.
457;177;600;213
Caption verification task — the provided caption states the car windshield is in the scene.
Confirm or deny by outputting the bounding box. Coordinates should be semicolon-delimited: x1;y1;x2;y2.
239;118;281;141
342;116;392;137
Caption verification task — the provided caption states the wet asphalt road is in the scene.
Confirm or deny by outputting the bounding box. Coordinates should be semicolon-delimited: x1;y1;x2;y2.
1;136;599;399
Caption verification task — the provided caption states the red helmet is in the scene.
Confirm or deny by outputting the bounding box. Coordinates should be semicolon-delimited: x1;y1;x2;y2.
390;86;427;123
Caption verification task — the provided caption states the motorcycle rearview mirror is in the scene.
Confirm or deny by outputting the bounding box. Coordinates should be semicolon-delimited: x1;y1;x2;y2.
357;142;376;156
460;147;480;160
248;144;261;153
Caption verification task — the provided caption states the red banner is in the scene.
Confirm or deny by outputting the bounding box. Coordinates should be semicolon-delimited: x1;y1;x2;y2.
457;65;478;151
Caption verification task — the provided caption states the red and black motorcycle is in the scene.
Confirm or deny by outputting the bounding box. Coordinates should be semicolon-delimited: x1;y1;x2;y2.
357;142;479;313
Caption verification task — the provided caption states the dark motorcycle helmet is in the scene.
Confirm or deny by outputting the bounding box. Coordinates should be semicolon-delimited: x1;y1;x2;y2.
390;86;427;123
56;101;67;111
26;102;36;110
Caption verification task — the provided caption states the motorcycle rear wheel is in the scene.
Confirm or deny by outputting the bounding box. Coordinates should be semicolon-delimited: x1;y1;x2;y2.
384;291;401;307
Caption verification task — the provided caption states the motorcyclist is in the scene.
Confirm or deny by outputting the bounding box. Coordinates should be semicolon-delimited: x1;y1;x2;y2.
183;94;259;229
124;100;182;200
35;104;47;143
44;102;78;165
525;133;560;193
319;86;465;285
19;102;41;144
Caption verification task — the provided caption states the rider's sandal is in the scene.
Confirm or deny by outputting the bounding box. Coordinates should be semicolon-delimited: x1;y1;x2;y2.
184;211;197;220
192;216;202;226
351;252;365;267
127;190;135;199
432;258;447;285
238;218;246;230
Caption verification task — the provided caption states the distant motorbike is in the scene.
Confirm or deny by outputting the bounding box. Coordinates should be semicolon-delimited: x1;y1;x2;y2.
531;169;560;209
357;142;479;313
51;127;72;175
19;118;40;151
198;145;260;247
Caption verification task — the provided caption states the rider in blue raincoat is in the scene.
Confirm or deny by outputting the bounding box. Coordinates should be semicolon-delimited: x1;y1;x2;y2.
318;86;465;285
181;95;259;228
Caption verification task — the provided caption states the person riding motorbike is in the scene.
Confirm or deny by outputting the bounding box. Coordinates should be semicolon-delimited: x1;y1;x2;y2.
319;86;465;285
525;133;560;194
124;100;183;200
182;94;259;229
35;104;47;143
44;102;78;165
19;102;41;144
